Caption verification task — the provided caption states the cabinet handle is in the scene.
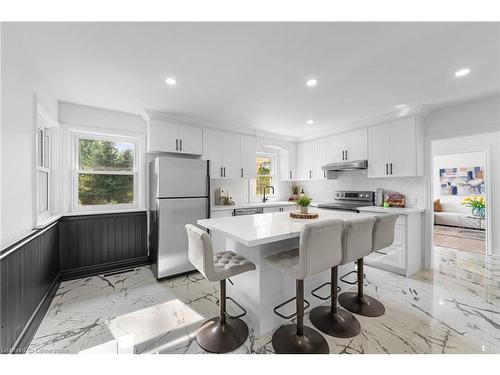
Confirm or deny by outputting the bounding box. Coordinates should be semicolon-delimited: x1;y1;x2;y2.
385;163;388;175
224;167;226;177
220;167;223;177
342;150;344;160
309;170;312;179
241;168;244;178
176;139;179;151
289;171;292;180
324;170;326;178
345;149;348;160
390;163;393;175
180;139;182;151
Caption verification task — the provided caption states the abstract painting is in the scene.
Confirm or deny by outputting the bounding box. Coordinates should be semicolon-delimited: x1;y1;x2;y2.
439;166;485;196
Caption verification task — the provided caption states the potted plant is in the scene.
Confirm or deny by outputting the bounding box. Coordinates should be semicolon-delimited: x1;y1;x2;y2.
297;196;312;214
461;196;486;218
289;184;301;201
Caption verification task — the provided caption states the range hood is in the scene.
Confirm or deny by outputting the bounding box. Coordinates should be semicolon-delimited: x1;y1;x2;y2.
321;160;368;178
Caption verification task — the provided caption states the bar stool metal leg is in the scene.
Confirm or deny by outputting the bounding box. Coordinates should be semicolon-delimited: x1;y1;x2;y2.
271;280;329;354
338;258;385;317
310;266;361;337
196;279;249;353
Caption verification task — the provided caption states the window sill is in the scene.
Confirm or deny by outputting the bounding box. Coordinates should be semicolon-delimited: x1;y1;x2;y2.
35;214;62;229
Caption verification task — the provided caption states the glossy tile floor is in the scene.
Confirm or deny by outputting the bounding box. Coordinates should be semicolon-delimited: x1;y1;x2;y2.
28;246;500;354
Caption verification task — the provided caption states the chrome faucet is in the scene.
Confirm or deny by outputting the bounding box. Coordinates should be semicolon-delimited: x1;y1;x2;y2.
262;185;275;203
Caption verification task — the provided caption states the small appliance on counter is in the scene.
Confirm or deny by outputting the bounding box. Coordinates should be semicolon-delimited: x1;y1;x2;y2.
214;187;235;206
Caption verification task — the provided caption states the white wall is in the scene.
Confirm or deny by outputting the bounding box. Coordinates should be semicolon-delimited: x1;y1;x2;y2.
1;26;58;247
58;102;147;214
433;151;486;204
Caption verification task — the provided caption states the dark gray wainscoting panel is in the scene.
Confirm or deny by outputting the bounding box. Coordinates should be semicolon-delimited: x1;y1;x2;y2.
0;222;60;353
59;211;148;280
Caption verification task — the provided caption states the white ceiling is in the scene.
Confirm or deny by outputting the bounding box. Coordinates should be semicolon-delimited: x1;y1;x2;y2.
8;22;500;137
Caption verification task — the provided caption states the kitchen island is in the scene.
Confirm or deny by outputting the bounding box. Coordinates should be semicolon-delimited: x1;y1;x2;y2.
198;208;364;335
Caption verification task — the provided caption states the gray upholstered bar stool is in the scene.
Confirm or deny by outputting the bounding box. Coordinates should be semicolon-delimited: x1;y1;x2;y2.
338;214;397;317
264;219;344;354
185;224;256;353
308;219;371;338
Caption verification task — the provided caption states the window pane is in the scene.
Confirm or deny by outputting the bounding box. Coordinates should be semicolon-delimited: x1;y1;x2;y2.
43;134;50;168
256;176;272;195
37;170;49;213
78;174;134;206
79;139;135;171
256;156;271;176
36;128;43;167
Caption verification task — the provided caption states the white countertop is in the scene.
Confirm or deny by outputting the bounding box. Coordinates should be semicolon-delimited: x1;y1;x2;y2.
198;208;361;247
357;206;425;215
210;200;296;212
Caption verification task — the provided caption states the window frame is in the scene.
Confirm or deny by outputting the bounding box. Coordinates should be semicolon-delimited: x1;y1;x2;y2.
35;125;51;221
254;152;276;196
72;132;140;213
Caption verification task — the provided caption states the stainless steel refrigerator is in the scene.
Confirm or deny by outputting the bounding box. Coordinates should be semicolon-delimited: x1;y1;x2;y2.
149;155;210;279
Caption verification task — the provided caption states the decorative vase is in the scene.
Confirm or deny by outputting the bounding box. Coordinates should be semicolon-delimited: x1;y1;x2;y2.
472;207;485;218
300;206;308;214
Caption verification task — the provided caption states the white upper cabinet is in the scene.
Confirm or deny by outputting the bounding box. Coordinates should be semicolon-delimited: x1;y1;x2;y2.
326;128;367;163
146;118;202;155
368;117;423;178
202;129;256;180
240;135;257;179
296;138;327;180
279;142;296;181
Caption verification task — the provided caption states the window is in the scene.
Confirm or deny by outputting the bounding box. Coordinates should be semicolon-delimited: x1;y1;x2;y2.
74;135;138;210
255;154;274;195
36;126;51;219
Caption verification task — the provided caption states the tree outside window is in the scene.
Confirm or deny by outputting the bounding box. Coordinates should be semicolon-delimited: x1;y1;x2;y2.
255;155;273;195
77;138;136;207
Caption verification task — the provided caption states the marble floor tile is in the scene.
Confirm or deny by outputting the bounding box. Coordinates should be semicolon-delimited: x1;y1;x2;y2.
28;246;500;354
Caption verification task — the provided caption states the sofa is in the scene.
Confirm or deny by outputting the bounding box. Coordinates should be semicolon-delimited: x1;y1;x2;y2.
434;200;484;229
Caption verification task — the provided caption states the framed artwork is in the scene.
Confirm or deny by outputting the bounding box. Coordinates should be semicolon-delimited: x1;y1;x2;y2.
439;166;485;196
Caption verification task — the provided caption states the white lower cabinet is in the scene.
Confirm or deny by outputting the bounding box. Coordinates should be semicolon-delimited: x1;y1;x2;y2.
359;209;423;277
209;209;233;251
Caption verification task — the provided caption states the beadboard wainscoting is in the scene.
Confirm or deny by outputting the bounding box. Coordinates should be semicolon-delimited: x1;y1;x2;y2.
59;211;149;281
0;222;60;354
0;210;149;354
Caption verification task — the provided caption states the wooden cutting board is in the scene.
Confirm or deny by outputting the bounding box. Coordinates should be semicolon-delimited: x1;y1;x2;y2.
289;212;319;219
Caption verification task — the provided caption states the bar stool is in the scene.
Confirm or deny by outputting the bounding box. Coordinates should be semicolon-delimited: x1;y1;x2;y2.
185;224;256;353
264;219;344;354
338;214;397;317
308;218;376;338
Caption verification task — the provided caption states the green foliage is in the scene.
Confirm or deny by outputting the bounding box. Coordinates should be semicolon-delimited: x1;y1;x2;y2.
291;184;301;195
297;195;312;207
256;157;272;195
78;139;135;205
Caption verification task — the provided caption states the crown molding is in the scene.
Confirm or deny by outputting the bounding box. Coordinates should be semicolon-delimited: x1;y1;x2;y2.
298;105;429;142
141;108;298;142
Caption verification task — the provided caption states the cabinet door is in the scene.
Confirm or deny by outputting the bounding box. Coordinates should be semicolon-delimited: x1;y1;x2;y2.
240;135;256;179
221;132;241;179
280;143;297;181
202;129;223;178
367;123;390;178
326;133;347;163
346;128;367;161
147;120;178;153
389;117;416;177
178;124;202;155
312;137;327;179
296;141;313;180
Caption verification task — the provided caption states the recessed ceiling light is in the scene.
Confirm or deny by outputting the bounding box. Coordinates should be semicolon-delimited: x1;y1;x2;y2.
393;104;408;109
454;68;471;78
306;78;318;87
306;119;314;125
165;77;177;86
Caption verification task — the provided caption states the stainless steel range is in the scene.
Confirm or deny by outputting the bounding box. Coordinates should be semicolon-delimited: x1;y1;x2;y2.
316;191;374;212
